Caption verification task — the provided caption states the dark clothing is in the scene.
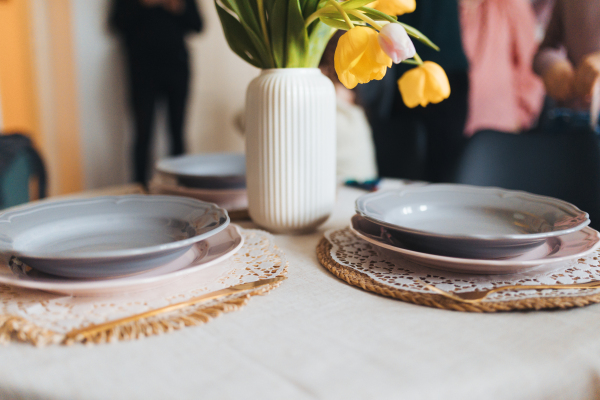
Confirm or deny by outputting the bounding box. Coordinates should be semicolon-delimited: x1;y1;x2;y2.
109;0;202;63
371;72;469;182
109;0;202;184
356;0;469;182
396;0;469;76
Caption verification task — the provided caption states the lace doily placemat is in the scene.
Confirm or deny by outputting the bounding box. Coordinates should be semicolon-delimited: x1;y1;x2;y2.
0;229;287;346
318;228;600;312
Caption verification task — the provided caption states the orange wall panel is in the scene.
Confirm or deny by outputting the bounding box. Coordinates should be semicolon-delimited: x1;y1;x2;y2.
46;0;83;194
0;0;41;145
0;0;83;195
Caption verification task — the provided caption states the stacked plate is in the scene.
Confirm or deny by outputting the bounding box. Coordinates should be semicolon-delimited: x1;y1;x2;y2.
150;153;248;212
351;184;599;274
0;195;244;295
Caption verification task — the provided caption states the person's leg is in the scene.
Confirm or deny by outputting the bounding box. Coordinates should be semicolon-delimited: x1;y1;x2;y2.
422;72;469;183
370;114;425;180
165;61;190;156
130;71;157;184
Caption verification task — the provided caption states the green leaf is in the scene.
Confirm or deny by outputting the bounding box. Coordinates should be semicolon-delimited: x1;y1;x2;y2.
306;20;335;67
357;7;440;51
286;0;310;67
223;0;261;36
320;17;354;30
401;58;420;65
223;0;275;66
264;0;277;19
318;11;370;23
303;0;321;26
215;2;263;68
398;22;439;51
269;0;288;67
356;7;397;21
341;0;375;10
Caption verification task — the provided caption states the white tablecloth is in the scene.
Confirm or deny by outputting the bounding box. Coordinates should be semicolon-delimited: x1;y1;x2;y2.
1;183;600;400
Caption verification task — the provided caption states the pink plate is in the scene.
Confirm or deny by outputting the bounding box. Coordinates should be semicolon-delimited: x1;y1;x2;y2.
0;225;244;296
149;181;248;211
350;215;600;274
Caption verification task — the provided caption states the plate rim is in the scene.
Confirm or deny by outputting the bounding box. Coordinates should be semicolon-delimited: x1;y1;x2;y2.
350;215;600;268
0;195;230;259
355;184;590;241
156;152;246;180
0;225;244;293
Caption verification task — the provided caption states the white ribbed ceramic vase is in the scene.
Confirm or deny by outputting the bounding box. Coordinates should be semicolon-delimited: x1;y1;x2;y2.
245;68;336;233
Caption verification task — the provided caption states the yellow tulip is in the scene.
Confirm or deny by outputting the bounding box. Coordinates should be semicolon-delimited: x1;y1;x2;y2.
368;0;416;16
398;61;450;107
334;27;392;89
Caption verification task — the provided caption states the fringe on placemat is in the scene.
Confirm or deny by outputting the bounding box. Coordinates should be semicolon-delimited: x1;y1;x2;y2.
0;315;62;347
63;281;283;346
0;278;284;347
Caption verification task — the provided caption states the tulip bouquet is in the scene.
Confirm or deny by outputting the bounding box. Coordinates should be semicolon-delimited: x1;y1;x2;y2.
215;0;450;107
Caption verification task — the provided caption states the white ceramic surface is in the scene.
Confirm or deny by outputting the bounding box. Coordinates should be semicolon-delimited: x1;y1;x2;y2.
245;68;336;233
156;153;246;189
356;184;590;259
1;225;244;296
350;215;600;274
0;195;229;278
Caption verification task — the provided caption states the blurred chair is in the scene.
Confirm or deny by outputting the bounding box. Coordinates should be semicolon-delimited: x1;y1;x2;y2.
0;133;47;210
454;129;600;229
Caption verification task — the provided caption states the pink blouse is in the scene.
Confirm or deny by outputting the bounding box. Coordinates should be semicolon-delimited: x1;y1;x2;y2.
460;0;545;136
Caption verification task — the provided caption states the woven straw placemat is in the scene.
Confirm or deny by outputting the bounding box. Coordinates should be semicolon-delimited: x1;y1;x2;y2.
317;228;600;312
0;229;286;346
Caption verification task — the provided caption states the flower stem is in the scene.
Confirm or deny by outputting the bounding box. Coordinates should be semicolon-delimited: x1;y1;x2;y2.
328;0;354;30
304;5;334;29
414;53;424;65
348;10;383;31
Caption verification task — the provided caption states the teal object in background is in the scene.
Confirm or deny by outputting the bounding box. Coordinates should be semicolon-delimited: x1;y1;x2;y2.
0;133;47;210
0;152;31;209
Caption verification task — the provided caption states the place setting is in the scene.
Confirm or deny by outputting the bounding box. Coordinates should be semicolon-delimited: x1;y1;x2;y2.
0;191;286;346
149;152;249;220
318;184;600;312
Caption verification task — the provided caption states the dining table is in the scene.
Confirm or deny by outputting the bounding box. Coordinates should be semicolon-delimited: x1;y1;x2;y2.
1;180;599;400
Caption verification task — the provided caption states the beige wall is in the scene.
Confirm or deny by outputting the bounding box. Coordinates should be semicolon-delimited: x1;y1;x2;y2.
68;0;259;189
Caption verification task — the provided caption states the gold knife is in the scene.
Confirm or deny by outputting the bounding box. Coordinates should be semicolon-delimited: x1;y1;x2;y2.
65;276;286;341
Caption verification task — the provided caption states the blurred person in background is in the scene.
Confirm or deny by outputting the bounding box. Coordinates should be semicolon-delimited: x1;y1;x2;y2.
533;0;600;133
459;0;544;137
357;0;469;183
109;0;203;185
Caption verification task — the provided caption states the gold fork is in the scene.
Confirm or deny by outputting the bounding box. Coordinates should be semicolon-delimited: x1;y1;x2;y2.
65;276;286;341
415;278;600;303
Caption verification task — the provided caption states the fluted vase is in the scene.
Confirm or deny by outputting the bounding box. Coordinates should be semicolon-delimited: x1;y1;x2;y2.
245;68;336;233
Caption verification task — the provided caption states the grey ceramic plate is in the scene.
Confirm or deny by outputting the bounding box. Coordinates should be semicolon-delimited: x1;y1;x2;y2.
1;225;243;296
356;184;590;259
350;215;600;274
0;195;229;278
156;153;246;189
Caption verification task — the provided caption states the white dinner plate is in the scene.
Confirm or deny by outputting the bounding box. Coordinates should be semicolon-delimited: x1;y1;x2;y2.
156;153;246;189
0;195;229;278
356;184;590;259
350;215;600;274
1;225;244;296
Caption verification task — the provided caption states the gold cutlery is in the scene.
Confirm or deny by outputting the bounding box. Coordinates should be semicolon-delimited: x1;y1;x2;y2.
65;276;286;341
417;279;600;303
